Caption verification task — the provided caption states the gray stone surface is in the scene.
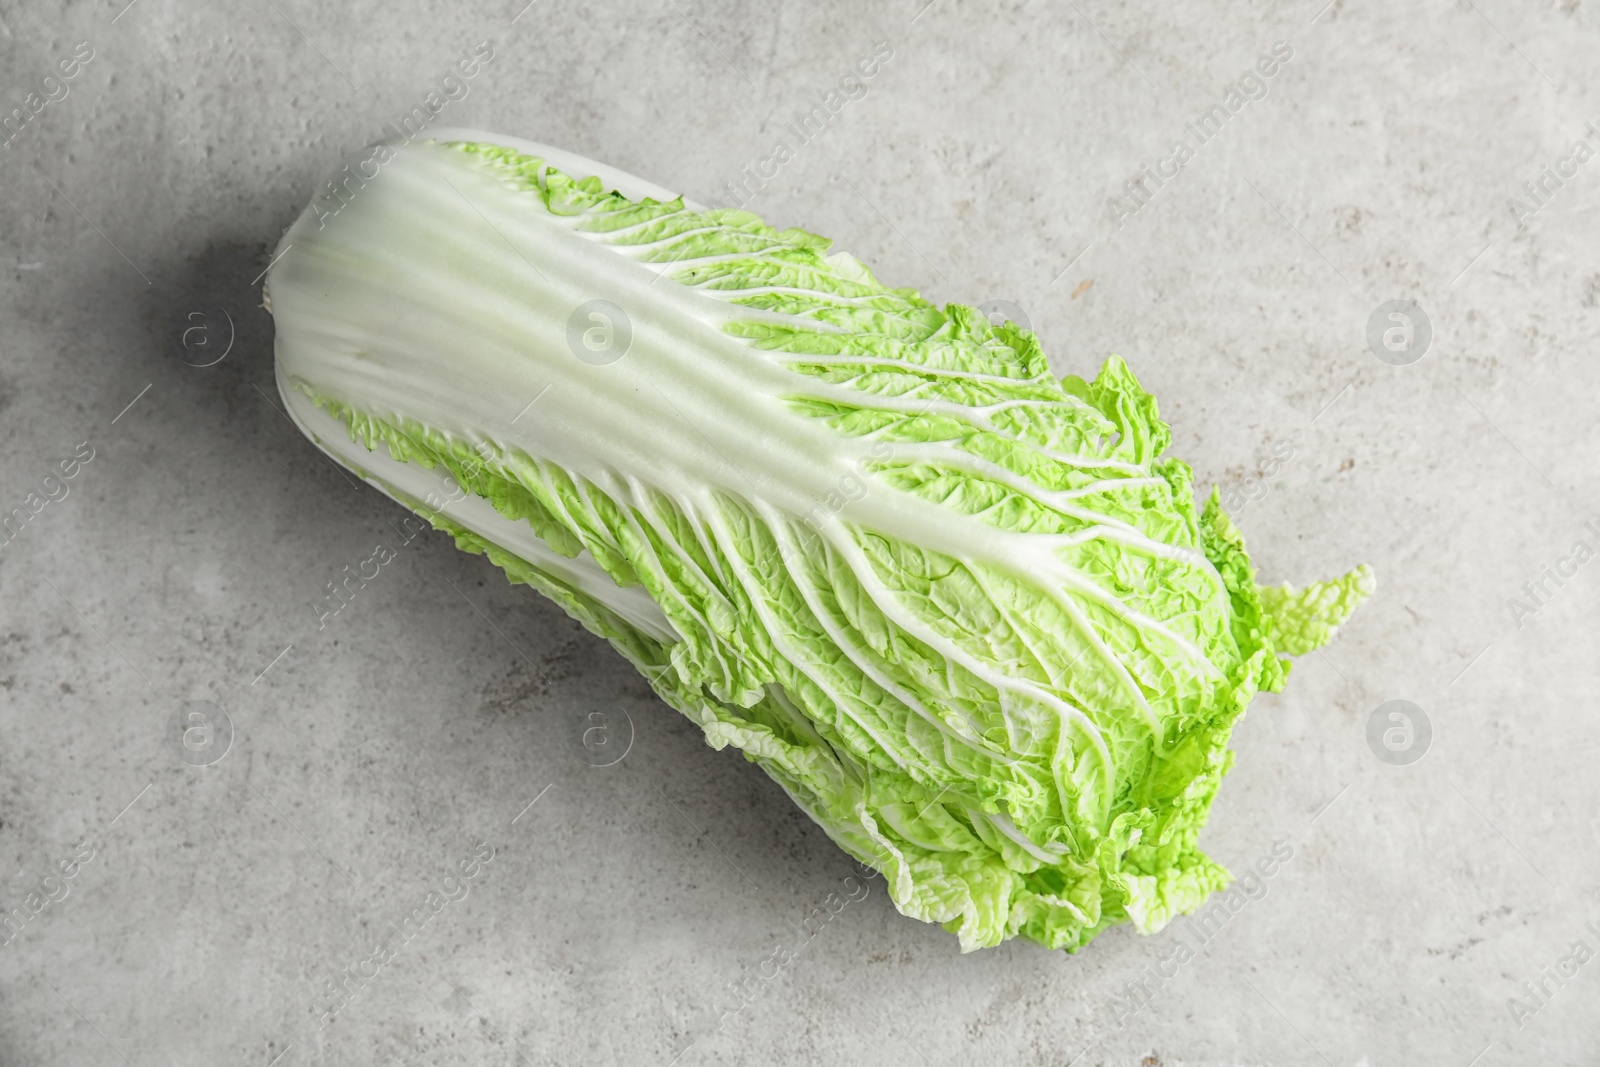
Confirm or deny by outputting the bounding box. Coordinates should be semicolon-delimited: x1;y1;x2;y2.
2;0;1597;1064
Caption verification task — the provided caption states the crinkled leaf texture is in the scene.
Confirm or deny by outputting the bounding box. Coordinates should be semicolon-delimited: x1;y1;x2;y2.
266;131;1373;952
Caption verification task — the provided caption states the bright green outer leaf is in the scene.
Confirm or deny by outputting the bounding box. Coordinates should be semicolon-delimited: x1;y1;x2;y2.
265;133;1373;951
1259;565;1377;657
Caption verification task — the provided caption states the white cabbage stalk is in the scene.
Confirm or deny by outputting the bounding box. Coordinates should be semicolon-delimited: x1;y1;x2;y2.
266;129;1372;951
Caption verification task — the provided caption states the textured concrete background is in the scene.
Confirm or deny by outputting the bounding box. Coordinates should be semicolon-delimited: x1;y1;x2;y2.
2;0;1598;1064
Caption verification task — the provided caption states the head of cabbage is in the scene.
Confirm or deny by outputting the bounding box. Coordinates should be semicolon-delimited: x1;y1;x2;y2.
265;129;1372;951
